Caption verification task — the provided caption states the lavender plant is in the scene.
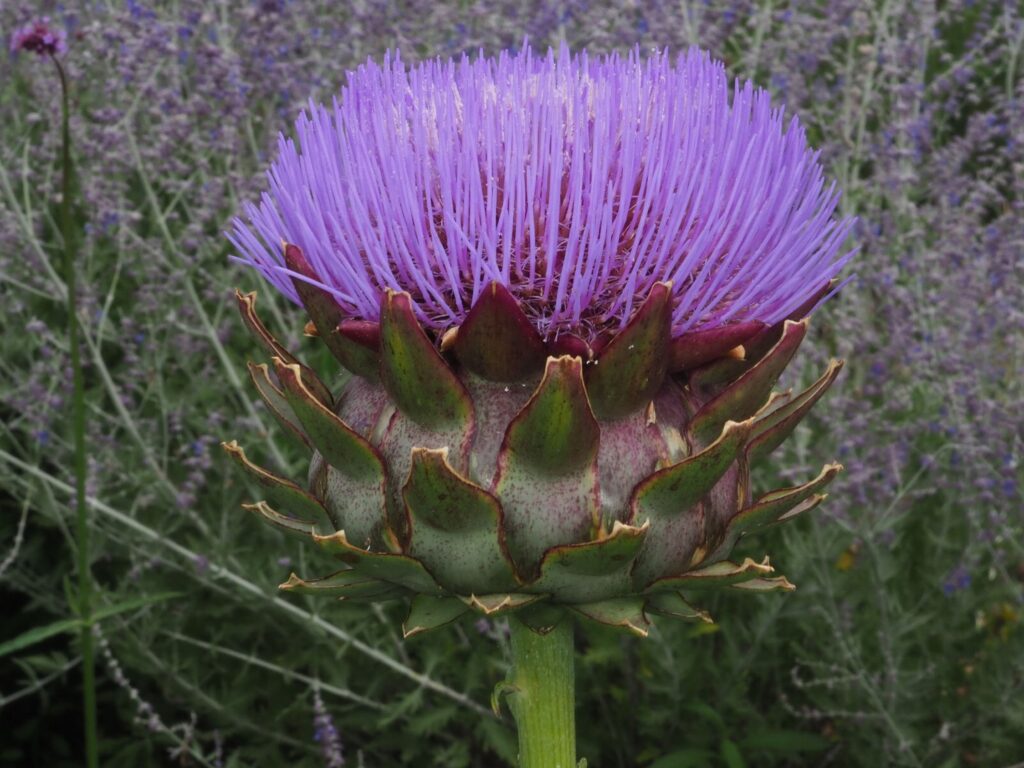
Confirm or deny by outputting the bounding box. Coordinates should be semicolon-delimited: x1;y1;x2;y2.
0;1;1021;766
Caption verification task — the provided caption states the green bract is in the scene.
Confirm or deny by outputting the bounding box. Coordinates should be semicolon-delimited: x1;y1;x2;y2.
226;249;843;638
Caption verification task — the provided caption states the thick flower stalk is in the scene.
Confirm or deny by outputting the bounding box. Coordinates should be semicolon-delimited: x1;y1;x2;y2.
11;18;96;768
226;45;852;763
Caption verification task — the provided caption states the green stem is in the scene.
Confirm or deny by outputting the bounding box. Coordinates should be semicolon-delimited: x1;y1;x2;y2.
52;54;98;768
508;616;577;768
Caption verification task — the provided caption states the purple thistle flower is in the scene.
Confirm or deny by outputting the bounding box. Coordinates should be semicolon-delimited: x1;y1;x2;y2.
230;44;854;340
10;17;67;57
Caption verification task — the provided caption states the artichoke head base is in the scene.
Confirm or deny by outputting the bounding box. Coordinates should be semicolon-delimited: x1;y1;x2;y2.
225;244;843;638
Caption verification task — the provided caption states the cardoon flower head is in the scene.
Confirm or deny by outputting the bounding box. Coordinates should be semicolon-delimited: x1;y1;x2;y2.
231;45;853;342
226;43;851;648
227;42;853;765
10;17;67;57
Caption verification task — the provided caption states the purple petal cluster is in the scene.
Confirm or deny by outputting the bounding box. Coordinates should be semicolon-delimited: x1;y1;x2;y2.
9;16;66;56
231;45;854;337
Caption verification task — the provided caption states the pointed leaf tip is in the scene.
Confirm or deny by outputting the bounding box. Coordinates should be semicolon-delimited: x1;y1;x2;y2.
731;574;797;592
630;418;751;523
710;463;841;561
547;333;592;360
669;321;765;372
403;447;517;595
246;361;311;447
313;529;443;594
747;359;844;464
499;355;599;474
531;521;648;604
690;319;808;446
462;593;544;616
379;290;473;429
235;288;332;405
334;319;382;380
222;441;333;528
241;500;318;538
273;358;388;545
494;355;601;576
629;419;751;587
234;289;295;366
272;358;384;480
454;282;547;381
648;556;776;592
572;597;650;637
587;282;672;420
402;595;470;637
337;319;380;348
279;570;406;600
645;591;714;623
283;243;382;379
744;288;829;365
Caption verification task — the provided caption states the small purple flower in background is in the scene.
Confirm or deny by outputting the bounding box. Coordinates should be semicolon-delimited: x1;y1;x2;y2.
312;689;344;767
942;564;972;596
10;17;67;57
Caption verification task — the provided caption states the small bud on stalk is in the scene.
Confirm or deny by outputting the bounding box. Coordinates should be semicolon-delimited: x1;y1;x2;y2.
10;17;67;56
11;16;97;768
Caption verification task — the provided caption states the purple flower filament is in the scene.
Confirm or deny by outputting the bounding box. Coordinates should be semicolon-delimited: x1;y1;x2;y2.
231;44;854;338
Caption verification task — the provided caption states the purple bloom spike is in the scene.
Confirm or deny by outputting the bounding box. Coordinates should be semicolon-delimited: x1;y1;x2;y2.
230;45;854;339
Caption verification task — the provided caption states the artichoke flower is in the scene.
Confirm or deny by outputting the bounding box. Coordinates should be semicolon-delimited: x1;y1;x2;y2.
225;46;853;640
